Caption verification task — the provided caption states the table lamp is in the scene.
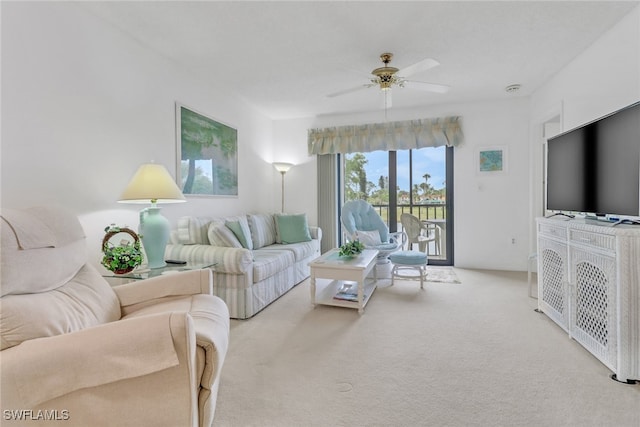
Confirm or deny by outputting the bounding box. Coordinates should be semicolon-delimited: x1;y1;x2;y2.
118;163;186;268
273;162;293;213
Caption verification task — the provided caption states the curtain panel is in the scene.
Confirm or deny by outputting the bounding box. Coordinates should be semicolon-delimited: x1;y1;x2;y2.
308;116;463;155
316;154;340;253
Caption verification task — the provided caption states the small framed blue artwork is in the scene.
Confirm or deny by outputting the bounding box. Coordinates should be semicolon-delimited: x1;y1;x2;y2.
477;146;507;174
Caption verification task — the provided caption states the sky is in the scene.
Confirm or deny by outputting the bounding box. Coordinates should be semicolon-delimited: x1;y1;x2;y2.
360;146;446;191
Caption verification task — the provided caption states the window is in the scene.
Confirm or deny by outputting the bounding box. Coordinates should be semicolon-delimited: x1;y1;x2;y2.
342;146;453;265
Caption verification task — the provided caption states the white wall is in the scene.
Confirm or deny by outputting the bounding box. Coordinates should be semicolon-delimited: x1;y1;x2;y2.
528;4;640;238
274;97;532;271
531;5;639;130
272;119;318;223
1;2;279;267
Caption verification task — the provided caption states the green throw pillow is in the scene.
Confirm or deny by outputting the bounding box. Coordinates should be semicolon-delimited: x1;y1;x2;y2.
208;223;243;248
225;220;252;249
276;214;312;244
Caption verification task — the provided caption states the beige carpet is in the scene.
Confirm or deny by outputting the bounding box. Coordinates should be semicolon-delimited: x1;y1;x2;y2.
422;266;461;284
214;269;640;427
372;263;461;286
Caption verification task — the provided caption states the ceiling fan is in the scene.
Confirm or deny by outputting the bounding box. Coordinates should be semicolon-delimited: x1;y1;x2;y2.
327;52;450;107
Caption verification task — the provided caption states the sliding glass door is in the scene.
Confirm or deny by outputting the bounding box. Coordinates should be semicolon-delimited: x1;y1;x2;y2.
342;146;453;265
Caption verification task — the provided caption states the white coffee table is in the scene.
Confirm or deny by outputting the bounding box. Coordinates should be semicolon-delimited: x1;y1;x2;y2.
309;248;378;314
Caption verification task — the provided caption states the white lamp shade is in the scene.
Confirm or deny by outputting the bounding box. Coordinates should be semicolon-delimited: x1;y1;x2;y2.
118;163;186;204
273;162;294;173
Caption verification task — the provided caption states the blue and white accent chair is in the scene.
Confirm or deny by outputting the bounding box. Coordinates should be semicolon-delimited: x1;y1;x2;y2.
341;200;403;263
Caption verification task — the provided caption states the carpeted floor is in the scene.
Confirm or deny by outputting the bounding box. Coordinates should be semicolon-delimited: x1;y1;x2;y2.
214;268;640;427
420;266;461;284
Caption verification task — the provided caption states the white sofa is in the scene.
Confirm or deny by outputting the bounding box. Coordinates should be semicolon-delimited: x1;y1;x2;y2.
165;213;322;319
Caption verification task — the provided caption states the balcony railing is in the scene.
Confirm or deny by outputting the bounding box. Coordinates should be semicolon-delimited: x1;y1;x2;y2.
370;203;447;224
340;202;447;259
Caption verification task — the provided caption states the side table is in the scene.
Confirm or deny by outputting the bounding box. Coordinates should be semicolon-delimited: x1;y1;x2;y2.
103;262;216;285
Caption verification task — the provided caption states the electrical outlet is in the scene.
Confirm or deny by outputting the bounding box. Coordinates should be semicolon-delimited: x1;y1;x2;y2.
511;238;516;244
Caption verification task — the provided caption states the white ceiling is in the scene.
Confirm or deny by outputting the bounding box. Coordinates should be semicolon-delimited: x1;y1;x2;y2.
81;1;638;120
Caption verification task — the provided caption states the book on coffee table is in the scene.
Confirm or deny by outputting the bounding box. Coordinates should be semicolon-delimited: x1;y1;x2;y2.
333;283;364;302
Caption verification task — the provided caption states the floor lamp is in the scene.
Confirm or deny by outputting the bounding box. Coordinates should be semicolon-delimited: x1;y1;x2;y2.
273;162;293;213
118;163;186;268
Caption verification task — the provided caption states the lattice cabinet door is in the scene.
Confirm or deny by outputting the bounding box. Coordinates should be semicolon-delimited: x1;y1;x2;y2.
537;217;640;383
537;235;569;332
569;248;617;371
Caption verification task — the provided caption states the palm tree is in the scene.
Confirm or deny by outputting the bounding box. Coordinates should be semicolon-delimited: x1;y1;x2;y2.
422;173;433;198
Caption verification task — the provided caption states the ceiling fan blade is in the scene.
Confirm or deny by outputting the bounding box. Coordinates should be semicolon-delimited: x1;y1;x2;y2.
398;58;440;77
404;80;450;94
326;84;370;98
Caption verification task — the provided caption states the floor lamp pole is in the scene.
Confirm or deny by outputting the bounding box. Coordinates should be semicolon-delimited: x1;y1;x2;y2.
280;171;286;213
272;162;293;213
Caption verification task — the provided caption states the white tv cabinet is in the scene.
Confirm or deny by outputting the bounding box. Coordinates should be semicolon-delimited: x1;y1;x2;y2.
536;216;640;383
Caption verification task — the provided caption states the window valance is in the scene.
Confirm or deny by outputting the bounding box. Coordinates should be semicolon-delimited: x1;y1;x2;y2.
307;116;463;155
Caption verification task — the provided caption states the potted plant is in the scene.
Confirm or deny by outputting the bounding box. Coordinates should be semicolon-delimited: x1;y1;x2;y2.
101;225;144;274
338;240;365;258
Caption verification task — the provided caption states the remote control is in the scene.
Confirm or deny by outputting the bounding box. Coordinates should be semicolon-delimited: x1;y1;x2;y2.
165;259;187;265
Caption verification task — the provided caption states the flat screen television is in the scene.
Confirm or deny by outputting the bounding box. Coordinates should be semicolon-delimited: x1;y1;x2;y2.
546;101;640;219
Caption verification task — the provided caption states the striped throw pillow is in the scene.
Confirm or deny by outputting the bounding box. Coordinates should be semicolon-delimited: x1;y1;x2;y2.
208;223;243;248
176;216;212;245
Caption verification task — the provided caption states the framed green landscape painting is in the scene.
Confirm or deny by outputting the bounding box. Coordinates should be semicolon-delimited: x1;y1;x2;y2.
176;103;238;196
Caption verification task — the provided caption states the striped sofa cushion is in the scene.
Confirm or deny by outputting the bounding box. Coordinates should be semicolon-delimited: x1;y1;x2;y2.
252;250;294;283
260;240;319;262
247;214;277;249
165;244;252;274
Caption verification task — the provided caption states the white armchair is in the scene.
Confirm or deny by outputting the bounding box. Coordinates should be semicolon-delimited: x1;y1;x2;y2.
0;206;229;427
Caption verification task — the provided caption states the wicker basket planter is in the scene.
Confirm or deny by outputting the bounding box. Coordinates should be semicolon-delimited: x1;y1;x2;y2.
101;225;143;274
